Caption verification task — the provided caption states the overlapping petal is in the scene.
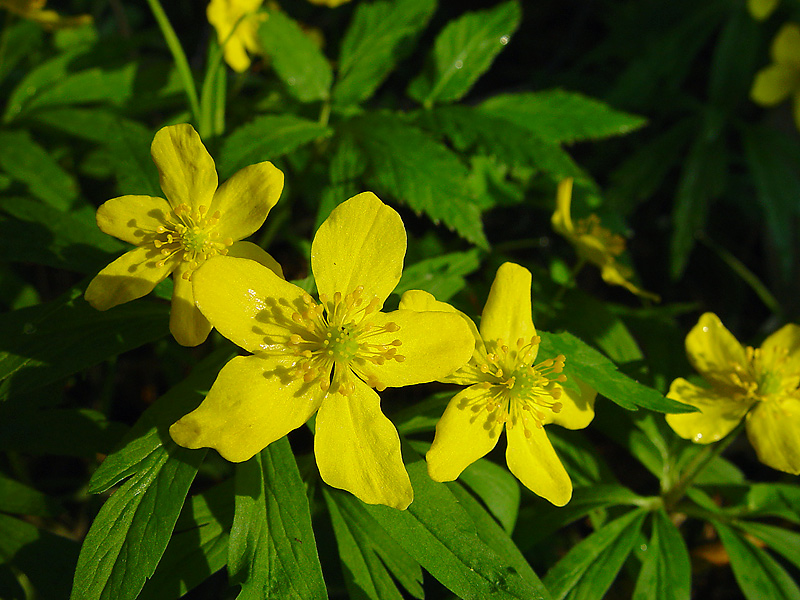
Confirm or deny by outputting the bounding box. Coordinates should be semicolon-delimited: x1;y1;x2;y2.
227;240;284;278
170;354;324;462
211;161;284;241
314;378;413;509
311;192;406;306
208;0;263;72
171;266;213;347
479;262;537;350
665;377;753;444
506;420;572;506
772;23;800;63
751;64;798;105
746;398;800;474
151;124;218;210
546;378;597;429
95;195;171;245
685;313;750;391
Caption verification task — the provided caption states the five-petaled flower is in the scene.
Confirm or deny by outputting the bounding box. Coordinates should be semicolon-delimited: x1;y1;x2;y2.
207;0;265;73
751;23;800;130
169;192;475;509
0;0;91;29
84;123;284;347
400;262;597;506
666;313;800;475
552;178;658;301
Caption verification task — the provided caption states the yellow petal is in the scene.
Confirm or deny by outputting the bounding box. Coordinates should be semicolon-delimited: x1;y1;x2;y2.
760;323;800;386
314;377;413;509
212;161;284;242
170;265;212;347
170;354;323;461
506;420;571;506
306;0;353;6
479;262;537;351
751;64;798;106
192;255;304;354
599;262;660;301
95;195;171;245
84;246;175;311
772;23;800;64
311;192;406;306
426;385;504;481
356;309;474;388
685;313;749;391
746;398;800;475
665;377;752;444
151;124;218;210
748;0;779;20
551;178;575;236
546;378;596;429
227;240;284;278
207;0;263;72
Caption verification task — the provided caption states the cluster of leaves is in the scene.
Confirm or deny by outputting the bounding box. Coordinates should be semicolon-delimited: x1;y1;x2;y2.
1;1;799;600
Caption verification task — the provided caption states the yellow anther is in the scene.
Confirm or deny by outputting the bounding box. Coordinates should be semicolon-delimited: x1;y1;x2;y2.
552;402;563;413
384;322;399;332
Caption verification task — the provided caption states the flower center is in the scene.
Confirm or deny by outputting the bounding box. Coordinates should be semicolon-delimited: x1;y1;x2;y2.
748;345;798;399
150;204;233;279
575;214;626;257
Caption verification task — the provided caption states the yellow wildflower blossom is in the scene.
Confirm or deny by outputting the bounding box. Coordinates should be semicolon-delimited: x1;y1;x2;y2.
666;313;800;475
170;192;475;509
0;0;91;29
748;0;779;21
84;123;284;347
751;23;800;129
552;178;658;301
401;262;597;506
207;0;265;73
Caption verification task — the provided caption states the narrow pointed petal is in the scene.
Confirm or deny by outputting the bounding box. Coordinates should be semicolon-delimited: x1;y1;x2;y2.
170;354;324;462
312;192;406;306
192;255;306;354
506;421;571;506
479;262;537;350
665;378;752;444
95;195;171;245
426;385;504;481
599;263;660;301
746;398;800;475
212;161;284;241
151;124;218;210
685;313;750;391
751;64;798;105
546;378;596;429
84;247;175;310
551;178;575;236
227;241;284;278
357;310;474;388
314;378;413;509
772;23;800;63
170;265;212;347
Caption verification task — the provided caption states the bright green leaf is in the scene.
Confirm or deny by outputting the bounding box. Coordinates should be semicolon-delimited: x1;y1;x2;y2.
458;458;521;534
0;473;62;517
737;521;800;572
395;250;481;302
633;510;691;600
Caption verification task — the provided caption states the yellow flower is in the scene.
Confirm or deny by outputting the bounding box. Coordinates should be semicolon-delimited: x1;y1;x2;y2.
666;313;800;475
169;192;475;509
552;178;658;301
400;262;597;506
751;23;800;129
84;123;284;347
0;0;91;29
748;0;779;20
207;0;265;73
306;0;353;6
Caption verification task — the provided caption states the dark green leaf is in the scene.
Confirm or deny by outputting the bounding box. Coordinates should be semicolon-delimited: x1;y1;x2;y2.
458;458;520;534
740;483;800;524
258;9;333;103
408;1;521;107
548;428;618;487
395;250;481;302
0;473;63;517
707;10;760;107
103;118;162;197
0;20;43;85
633;510;691;600
737;521;800;572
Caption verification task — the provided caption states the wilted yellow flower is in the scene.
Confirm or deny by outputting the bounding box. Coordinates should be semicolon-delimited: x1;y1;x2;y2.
751;23;800;129
84;123;284;347
666;313;800;475
401;262;596;506
207;0;265;73
170;192;475;509
748;0;779;20
552;178;658;301
0;0;91;29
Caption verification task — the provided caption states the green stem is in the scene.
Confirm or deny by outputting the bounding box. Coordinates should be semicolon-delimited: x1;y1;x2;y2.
318;100;331;127
145;0;201;123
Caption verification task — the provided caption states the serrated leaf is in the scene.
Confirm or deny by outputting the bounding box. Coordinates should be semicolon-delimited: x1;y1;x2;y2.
229;437;326;600
458;458;520;534
714;521;800;600
350;112;487;247
633;510;690;600
480;90;646;144
395;249;481;301
258;9;332;103
408;1;521;106
543;508;647;600
218;114;331;179
334;0;437;105
537;330;693;413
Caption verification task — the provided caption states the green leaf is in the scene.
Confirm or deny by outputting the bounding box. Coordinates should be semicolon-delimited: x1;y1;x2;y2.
103;118;162;197
350;112;487;247
0;473;63;517
229;437;326;600
334;0;437;105
537;330;693;413
707;10;760;108
714;521;800;600
395;249;481;302
740;483;800;524
543;508;647;600
31;107;141;144
547;428;618;487
458;458;521;534
0;130;79;210
633;510;691;600
408;1;521;107
737;521;800;572
258;8;333;103
480;91;646;145
218;114;331;179
324;489;424;600
0;20;43;85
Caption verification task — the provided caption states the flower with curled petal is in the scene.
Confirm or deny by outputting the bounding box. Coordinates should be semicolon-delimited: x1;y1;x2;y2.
169;192;475;509
666;313;800;475
400;262;597;506
207;0;265;73
84;123;284;347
